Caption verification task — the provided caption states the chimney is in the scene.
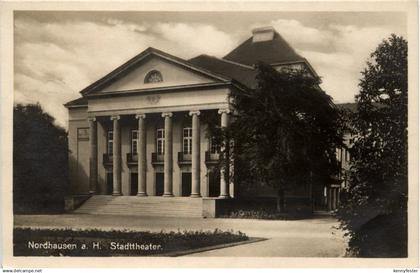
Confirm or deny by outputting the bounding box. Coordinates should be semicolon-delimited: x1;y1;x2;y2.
252;26;275;43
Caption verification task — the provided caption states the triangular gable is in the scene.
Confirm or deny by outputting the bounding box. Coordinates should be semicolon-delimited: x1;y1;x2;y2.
81;47;231;96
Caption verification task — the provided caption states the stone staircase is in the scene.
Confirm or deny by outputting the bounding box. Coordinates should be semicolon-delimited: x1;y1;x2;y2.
73;195;203;218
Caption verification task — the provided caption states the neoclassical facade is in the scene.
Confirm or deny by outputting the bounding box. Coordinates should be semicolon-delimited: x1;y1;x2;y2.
66;45;244;198
65;26;347;211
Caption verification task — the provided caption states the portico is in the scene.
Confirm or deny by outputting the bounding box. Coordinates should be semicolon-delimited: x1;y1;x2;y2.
86;106;232;198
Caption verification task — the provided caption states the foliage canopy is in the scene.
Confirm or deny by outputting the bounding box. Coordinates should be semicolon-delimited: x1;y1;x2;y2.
221;63;343;208
14;103;69;213
337;34;408;257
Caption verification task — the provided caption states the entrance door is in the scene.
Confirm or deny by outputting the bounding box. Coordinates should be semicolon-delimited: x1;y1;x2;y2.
155;173;164;196
106;172;113;195
182;172;192;197
131;173;138;196
209;169;220;197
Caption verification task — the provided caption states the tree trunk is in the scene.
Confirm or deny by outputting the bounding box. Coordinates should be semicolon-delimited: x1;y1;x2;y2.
276;189;285;212
309;170;314;212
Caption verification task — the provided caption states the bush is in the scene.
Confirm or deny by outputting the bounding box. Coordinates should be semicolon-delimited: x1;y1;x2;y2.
219;198;312;220
220;208;288;220
13;104;68;213
337;35;408;257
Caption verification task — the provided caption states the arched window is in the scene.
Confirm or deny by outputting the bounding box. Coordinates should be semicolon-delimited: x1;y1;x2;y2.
144;70;163;83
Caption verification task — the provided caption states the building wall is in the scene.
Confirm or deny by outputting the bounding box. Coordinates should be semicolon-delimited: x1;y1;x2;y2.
68;104;327;202
68;108;216;197
68;107;89;195
97;121;107;194
88;87;230;115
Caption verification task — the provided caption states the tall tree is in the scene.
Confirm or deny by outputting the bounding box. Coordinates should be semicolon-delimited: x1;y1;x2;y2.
224;63;342;212
14;103;69;213
337;34;408;257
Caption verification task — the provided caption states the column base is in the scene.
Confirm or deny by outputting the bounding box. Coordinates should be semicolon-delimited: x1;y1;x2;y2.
190;193;201;198
112;192;122;196
163;193;174;197
137;192;147;197
89;191;95;195
218;194;230;199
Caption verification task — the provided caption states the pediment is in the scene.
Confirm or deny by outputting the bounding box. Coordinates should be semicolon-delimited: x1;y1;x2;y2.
82;48;230;96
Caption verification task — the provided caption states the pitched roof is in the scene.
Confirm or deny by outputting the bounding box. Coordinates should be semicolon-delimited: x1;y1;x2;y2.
223;32;304;66
189;55;258;89
67;28;320;107
79;47;232;96
64;96;88;108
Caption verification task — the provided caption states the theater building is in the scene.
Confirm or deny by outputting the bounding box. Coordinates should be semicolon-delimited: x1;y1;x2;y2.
65;26;346;216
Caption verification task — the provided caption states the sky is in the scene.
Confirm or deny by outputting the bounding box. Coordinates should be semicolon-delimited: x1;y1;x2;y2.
14;11;407;128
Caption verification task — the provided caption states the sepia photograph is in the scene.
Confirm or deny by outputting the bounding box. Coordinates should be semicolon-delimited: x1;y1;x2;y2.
1;0;418;269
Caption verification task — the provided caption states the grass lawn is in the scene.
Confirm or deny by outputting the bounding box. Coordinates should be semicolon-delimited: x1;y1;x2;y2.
14;227;248;256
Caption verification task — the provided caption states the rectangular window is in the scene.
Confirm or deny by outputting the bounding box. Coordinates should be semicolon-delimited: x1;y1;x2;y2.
210;137;220;154
131;130;138;154
156;128;165;155
183;127;192;154
107;131;113;154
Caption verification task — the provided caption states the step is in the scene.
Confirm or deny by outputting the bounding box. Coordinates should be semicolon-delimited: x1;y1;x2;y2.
74;195;204;218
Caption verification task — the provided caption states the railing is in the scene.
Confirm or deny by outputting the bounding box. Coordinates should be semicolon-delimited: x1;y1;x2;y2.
205;151;220;165
103;153;113;165
178;152;192;165
151;152;164;165
107;152;220;166
126;153;138;165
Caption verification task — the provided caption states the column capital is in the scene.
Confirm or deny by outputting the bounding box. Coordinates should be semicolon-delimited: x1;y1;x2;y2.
161;112;173;118
88;116;96;122
218;108;231;115
110;115;120;121
189;110;201;116
135;113;146;119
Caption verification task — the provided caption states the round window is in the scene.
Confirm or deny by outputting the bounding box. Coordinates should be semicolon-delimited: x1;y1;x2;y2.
144;70;163;83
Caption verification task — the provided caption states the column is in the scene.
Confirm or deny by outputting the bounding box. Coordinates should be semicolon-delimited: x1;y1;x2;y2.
332;188;337;210
111;115;121;196
218;109;230;198
229;139;235;198
88;117;98;194
136;113;147;196
337;188;341;206
162;112;173;197
189;110;201;197
327;188;332;211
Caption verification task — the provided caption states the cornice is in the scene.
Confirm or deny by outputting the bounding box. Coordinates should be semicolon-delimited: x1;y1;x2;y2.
84;82;232;99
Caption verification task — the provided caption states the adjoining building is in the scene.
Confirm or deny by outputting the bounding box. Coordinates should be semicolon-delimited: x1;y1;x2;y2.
65;26;349;217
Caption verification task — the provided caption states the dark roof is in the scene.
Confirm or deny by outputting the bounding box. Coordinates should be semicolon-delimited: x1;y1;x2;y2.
64;97;88;108
189;55;257;89
223;32;305;66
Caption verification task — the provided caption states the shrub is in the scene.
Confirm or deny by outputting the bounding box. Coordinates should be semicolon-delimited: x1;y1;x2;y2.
14;104;68;213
